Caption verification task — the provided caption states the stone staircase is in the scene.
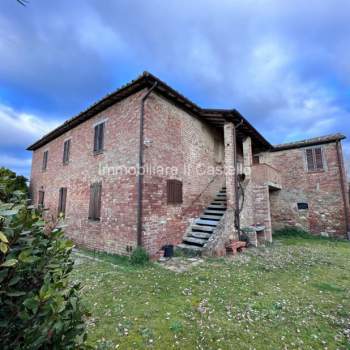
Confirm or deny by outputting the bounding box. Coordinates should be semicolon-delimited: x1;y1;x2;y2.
177;186;227;255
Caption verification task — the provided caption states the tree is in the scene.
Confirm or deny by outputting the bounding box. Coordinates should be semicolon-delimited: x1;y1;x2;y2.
0;167;28;202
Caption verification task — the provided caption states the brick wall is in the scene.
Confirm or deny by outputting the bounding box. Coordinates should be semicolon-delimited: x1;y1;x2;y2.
141;93;225;255
30;92;143;254
262;142;348;237
29;90;225;256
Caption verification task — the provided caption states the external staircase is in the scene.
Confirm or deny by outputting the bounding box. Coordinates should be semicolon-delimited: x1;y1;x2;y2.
177;186;227;255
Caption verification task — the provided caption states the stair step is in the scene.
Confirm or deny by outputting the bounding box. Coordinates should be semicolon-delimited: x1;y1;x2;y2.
188;231;211;239
191;224;214;232
212;198;226;202
204;209;225;215
200;214;223;221
210;203;227;207
217;194;226;197
207;205;226;211
176;244;203;256
195;219;218;226
183;236;207;246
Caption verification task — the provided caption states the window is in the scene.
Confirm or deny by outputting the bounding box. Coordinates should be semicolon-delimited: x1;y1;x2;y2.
297;202;309;210
93;122;104;154
58;187;67;216
167;179;183;204
38;190;45;208
253;155;260;165
63;139;71;164
305;147;324;172
42;150;48;170
88;182;102;220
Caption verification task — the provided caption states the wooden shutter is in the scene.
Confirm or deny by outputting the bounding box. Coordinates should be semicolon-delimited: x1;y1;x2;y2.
58;187;67;215
93;123;104;153
88;182;102;220
314;147;324;170
167;180;183;204
306;148;315;171
306;147;324;172
42;151;48;170
38;190;45;207
63;140;70;164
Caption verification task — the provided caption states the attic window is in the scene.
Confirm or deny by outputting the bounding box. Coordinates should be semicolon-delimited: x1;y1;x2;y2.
305;147;324;172
297;202;309;210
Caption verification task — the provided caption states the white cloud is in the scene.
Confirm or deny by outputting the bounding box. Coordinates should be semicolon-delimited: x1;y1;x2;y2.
0;103;61;147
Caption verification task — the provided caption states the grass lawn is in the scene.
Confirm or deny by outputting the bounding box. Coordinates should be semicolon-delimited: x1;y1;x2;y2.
70;235;350;349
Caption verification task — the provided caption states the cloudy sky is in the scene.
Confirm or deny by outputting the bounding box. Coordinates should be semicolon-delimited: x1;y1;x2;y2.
1;0;350;178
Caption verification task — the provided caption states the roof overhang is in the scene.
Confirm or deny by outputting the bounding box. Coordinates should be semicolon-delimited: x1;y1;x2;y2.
272;133;346;152
27;71;272;151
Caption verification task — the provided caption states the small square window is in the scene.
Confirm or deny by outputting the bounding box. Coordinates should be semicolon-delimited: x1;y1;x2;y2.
297;202;309;210
253;155;260;165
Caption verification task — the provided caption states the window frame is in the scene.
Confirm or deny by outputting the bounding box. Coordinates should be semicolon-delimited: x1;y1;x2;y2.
63;139;71;165
58;187;67;216
38;190;45;209
167;179;183;205
88;182;102;221
304;146;326;173
42;150;48;171
93;122;105;154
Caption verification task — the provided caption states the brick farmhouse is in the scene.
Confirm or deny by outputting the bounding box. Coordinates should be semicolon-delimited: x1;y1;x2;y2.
28;72;350;256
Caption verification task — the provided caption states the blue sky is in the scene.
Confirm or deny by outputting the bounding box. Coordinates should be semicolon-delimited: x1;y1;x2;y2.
1;0;350;178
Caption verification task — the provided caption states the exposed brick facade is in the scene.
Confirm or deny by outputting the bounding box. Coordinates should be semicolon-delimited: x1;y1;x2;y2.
261;142;349;237
29;74;349;257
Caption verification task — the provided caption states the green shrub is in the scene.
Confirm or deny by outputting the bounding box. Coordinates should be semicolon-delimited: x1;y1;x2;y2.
0;167;28;202
130;247;150;265
0;181;87;349
273;226;311;238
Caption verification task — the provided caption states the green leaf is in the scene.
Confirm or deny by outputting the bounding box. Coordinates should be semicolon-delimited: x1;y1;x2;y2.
0;209;18;216
7;291;26;297
0;231;8;243
8;275;21;286
23;297;39;313
1;259;18;267
0;242;8;254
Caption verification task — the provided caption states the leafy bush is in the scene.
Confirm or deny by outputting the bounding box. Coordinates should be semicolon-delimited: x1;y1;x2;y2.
0;175;87;349
130;247;150;265
0;167;28;202
273;226;312;238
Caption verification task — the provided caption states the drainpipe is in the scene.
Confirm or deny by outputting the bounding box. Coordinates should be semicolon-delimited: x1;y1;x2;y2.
136;82;158;247
335;140;350;240
233;118;244;238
